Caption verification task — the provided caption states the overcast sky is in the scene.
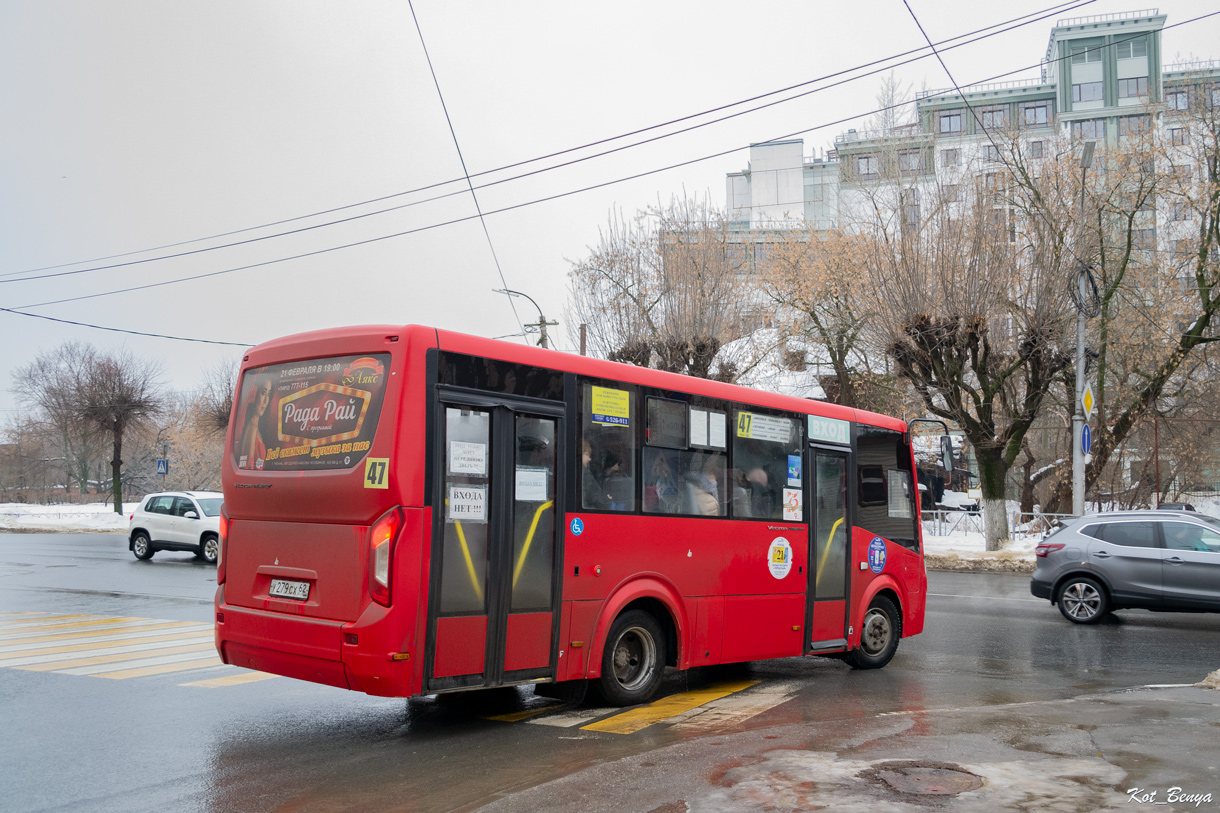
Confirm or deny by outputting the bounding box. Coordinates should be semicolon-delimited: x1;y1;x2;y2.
2;1;1217;419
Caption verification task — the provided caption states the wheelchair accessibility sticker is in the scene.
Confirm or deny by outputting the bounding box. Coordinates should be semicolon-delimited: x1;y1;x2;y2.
570;517;584;536
868;537;887;573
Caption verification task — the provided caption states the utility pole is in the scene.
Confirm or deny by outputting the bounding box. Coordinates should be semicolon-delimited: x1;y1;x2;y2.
1072;141;1096;517
494;289;558;349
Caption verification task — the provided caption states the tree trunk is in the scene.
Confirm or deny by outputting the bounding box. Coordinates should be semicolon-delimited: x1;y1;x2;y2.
110;419;123;514
975;445;1010;551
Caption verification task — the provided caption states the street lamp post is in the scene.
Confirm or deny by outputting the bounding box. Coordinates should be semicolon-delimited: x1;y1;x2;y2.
1072;140;1096;517
493;289;558;349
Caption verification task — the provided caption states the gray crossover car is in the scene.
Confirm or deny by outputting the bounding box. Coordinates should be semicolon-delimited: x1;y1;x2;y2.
1031;510;1220;623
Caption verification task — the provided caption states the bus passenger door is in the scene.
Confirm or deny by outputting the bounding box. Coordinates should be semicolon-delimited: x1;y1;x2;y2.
806;447;850;653
427;400;563;692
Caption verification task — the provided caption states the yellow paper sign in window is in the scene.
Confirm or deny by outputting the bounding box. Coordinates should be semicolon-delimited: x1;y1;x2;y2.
591;386;630;427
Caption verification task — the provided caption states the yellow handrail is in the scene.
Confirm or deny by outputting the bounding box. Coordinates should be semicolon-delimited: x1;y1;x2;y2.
816;517;845;588
513;500;555;588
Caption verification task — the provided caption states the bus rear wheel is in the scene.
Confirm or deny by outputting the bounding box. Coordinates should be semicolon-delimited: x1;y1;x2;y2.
844;595;901;670
597;610;665;707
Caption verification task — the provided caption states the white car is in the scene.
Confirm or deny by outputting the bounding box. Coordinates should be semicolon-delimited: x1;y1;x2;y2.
128;491;224;564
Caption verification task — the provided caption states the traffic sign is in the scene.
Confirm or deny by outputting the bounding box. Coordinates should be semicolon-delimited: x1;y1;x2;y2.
1081;424;1091;454
156;459;168;475
1082;383;1095;419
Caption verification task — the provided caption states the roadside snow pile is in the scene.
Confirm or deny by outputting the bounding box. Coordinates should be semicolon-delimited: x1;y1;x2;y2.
0;502;136;532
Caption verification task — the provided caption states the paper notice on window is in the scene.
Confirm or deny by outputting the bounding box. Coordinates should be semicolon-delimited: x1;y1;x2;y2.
591;386;630;427
783;488;803;522
888;472;912;519
449;441;486;476
448;485;487;523
690;408;708;447
515;467;548;502
708;411;727;449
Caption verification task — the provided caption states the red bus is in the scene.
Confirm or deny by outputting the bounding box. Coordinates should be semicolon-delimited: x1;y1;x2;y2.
215;325;926;705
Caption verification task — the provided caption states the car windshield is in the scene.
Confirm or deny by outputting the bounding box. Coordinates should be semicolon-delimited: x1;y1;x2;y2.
196;498;223;517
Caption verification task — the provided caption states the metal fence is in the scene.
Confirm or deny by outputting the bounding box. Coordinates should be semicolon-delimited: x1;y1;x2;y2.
922;509;1075;542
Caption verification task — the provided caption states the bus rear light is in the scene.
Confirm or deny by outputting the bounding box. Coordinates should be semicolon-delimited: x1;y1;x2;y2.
369;507;402;607
1035;542;1065;558
217;509;230;584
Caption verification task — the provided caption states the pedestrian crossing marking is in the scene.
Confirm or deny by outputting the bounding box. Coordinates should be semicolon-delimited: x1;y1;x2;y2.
0;612;256;686
581;679;760;735
181;672;277;688
92;656;224;680
0;620;206;647
16;642;215;672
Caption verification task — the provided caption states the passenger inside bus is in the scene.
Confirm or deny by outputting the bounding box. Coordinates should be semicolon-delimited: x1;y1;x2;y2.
643;450;680;514
581;440;613;510
682;454;724;516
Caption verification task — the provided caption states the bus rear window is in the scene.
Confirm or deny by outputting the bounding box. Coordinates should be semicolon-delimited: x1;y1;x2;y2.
233;353;392;472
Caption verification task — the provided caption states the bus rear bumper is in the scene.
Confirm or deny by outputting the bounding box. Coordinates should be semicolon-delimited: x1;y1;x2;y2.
215;588;417;697
215;599;352;690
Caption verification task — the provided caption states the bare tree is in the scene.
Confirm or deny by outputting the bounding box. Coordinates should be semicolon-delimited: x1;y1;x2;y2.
11;342;104;495
194;357;241;435
567;196;754;379
76;349;165;513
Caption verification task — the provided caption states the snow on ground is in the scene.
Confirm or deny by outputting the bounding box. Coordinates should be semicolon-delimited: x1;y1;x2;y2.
0;502;136;533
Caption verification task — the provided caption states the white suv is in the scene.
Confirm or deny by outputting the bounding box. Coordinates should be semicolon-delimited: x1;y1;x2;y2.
128;491;224;564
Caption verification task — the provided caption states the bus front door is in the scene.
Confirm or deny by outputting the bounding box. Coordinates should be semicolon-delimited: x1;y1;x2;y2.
427;400;564;692
806;447;850;653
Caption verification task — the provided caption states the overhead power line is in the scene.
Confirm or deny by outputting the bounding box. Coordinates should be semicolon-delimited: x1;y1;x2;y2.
0;0;1096;287
406;0;524;341
0;306;252;346
12;10;1216;316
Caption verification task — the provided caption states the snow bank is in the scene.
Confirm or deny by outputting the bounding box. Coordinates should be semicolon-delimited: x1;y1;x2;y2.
0;502;136;533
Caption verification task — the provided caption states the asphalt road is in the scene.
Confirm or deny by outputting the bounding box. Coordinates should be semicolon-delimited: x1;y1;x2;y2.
2;532;1218;812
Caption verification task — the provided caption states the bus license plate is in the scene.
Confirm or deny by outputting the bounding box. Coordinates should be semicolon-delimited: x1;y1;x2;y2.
269;578;310;600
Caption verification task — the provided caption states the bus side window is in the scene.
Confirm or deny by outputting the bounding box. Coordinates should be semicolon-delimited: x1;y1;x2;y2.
580;382;636;512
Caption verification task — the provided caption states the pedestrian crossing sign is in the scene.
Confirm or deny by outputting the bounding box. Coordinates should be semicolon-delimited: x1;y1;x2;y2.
156;459;168;475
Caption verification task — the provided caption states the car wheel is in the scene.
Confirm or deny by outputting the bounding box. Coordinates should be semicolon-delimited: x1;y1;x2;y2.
596;610;665;707
198;534;219;565
1057;577;1109;624
845;595;902;670
131;531;154;561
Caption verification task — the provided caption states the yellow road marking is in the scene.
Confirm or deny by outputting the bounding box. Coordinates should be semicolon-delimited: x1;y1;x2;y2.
582;679;760;734
181;672;278;688
16;642;215;671
486;706;561;723
0;613;81;624
91;656;224;679
0;630;212;661
0;616;144;634
1;621;203;647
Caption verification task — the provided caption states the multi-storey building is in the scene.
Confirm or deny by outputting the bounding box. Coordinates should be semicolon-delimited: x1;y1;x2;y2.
726;9;1219;246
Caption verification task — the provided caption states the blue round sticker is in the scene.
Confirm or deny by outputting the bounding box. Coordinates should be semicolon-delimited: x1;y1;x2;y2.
867;537;887;574
570;517;584;536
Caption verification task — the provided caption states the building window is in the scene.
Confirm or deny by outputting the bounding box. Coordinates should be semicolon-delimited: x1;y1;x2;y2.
1118;115;1151;137
984;145;1002;163
1029;140;1044;159
1072;82;1104;103
897;149;922;173
1071;119;1106;140
943;184;963;203
988;208;1016;243
1170;127;1189;147
1070;43;1102;64
941;148;960;168
1115;37;1148;59
1211;86;1220;109
903;189;921;231
938;111;963;134
854;154;878;179
1172;165;1192;182
1118;76;1149;99
1170;199;1192;221
1021;101;1052;127
1133;228;1156;251
979;106;1007;130
1166;90;1190;111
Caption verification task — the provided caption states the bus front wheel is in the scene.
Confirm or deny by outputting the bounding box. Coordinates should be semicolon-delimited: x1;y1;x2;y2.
844;595;901;670
596;610;665;706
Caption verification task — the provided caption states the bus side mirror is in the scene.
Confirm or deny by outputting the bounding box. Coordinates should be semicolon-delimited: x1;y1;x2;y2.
940;436;953;472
